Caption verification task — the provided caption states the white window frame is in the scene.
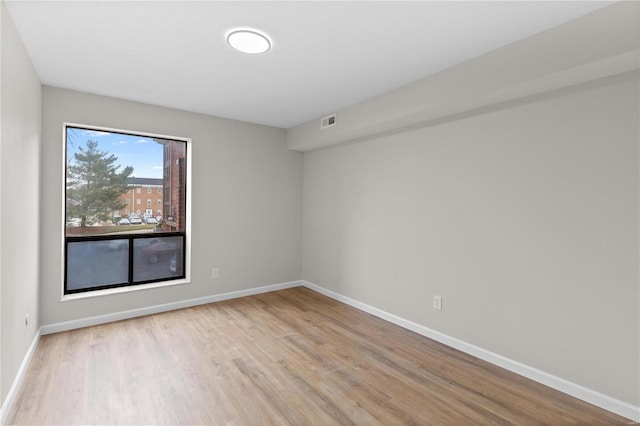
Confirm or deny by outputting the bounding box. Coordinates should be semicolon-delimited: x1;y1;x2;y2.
61;122;192;301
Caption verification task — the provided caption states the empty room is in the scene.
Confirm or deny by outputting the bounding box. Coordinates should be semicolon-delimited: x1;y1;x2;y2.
1;1;638;424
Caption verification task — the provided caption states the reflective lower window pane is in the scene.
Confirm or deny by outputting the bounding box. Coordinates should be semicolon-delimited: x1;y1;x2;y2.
133;236;183;282
66;240;129;291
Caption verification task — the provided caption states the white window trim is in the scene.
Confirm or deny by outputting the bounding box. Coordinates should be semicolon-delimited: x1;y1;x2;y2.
61;122;192;301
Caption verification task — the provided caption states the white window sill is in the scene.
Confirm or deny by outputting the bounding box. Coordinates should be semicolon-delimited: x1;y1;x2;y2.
61;278;190;302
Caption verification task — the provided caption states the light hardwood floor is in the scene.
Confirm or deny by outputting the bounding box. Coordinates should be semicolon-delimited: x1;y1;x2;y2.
7;287;632;425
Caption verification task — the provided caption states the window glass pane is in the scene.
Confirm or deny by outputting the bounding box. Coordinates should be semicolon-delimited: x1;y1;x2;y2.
133;236;184;282
65;127;187;237
66;240;129;291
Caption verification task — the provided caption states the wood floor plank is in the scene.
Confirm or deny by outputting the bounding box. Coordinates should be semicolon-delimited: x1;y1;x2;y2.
6;287;633;425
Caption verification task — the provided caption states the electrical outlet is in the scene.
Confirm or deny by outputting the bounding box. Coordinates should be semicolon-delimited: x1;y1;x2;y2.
433;295;442;311
211;268;220;279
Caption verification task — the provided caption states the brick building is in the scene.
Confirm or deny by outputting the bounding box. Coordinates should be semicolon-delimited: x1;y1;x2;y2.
115;177;163;219
155;138;186;232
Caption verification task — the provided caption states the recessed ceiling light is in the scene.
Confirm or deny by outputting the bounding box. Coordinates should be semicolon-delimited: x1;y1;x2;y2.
226;29;271;54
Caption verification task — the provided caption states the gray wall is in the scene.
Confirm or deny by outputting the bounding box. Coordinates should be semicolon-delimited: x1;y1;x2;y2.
0;0;41;402
40;87;302;325
288;1;639;152
302;73;639;405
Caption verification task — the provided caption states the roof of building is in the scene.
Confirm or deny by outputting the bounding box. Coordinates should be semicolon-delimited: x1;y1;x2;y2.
127;177;163;186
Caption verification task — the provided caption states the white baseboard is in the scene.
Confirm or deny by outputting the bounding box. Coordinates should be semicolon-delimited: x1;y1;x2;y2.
2;280;301;423
41;280;302;335
302;280;640;423
0;329;41;426
11;280;639;423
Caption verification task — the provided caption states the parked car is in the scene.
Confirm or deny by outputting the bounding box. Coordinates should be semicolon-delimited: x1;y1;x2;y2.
66;218;81;227
142;241;176;263
129;217;143;225
135;238;159;249
118;218;131;225
145;217;158;225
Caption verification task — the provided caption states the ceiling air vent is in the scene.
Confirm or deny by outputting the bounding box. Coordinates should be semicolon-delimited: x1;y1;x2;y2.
321;114;336;130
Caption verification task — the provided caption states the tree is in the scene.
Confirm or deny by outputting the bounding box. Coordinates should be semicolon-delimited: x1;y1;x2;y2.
66;140;134;226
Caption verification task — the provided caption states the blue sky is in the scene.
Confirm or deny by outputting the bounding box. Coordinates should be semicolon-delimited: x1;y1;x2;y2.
66;127;163;179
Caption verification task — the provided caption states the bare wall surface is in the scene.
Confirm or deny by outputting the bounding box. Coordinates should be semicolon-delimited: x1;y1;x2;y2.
0;0;41;402
302;73;639;406
288;1;639;152
40;87;302;325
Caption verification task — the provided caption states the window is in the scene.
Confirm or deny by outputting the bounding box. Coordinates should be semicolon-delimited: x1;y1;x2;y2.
157;199;162;205
64;124;189;295
157;187;162;194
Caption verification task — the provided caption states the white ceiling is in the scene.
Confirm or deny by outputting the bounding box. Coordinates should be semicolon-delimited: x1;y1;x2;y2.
5;1;614;129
